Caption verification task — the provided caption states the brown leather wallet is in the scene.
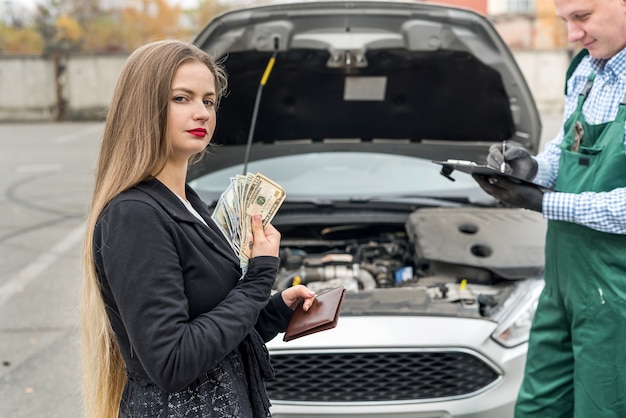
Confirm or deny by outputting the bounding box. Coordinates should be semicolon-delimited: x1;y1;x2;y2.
283;286;346;342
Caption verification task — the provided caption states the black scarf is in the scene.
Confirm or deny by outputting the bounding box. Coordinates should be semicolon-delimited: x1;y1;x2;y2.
239;329;275;418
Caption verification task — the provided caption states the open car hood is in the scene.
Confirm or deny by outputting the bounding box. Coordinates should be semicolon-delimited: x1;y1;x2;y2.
191;0;541;178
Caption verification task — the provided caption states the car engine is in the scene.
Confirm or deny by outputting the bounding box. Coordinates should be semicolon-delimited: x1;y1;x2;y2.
273;207;546;317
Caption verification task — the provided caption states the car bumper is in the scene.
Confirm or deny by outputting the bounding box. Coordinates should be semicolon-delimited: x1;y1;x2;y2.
267;316;527;418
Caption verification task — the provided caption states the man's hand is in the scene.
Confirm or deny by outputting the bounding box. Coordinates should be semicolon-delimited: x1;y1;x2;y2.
487;144;538;180
250;214;281;258
473;174;544;212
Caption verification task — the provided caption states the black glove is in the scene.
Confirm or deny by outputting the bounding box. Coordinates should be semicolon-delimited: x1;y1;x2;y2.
487;144;538;180
472;174;543;212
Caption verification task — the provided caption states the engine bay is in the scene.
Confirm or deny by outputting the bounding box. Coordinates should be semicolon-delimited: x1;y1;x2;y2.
273;207;546;319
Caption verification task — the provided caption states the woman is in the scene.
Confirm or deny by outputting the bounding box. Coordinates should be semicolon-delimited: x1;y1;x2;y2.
81;40;315;418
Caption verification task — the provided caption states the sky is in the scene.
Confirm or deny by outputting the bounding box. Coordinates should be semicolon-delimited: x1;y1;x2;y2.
3;0;264;21
12;0;204;10
11;0;263;10
18;0;39;9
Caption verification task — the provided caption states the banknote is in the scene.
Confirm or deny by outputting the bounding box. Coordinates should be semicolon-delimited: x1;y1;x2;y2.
239;173;286;259
212;184;240;253
210;172;286;275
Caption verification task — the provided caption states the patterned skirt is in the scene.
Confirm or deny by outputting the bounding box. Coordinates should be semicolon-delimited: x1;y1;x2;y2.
119;350;254;418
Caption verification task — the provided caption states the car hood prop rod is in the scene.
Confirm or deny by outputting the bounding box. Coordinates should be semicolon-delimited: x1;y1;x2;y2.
242;37;279;175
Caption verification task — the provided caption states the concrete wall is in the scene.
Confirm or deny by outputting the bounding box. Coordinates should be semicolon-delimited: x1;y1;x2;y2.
0;50;569;123
0;56;58;121
513;49;569;114
0;53;127;122
65;55;127;120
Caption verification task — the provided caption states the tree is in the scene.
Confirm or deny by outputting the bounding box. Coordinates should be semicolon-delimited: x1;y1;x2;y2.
65;0;101;20
191;0;231;35
79;13;127;53
0;23;44;54
121;0;189;49
53;14;83;51
0;0;238;55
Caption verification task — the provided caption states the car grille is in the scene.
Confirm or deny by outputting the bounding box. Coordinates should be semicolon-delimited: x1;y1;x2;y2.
266;349;501;403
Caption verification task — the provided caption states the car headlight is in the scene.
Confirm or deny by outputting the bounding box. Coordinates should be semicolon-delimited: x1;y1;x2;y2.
491;277;545;348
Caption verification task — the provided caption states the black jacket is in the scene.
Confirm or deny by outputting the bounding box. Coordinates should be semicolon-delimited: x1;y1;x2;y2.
93;178;293;394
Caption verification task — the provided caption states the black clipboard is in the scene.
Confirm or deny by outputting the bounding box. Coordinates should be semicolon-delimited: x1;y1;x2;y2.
432;159;551;191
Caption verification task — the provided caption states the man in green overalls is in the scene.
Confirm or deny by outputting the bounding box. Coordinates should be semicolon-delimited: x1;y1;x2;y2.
473;0;626;417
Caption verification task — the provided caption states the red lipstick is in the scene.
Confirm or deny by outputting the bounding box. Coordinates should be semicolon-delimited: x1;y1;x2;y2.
187;128;207;137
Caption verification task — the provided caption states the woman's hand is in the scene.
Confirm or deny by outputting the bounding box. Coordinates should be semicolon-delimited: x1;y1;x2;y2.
281;285;316;311
250;214;281;258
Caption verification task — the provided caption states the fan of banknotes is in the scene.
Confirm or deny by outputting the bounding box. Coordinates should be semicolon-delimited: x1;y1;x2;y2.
211;172;286;275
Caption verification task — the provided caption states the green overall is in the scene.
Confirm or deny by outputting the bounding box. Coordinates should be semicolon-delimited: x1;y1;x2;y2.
515;75;626;417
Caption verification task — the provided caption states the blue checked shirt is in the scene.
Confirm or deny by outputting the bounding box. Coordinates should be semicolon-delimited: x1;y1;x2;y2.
533;48;626;234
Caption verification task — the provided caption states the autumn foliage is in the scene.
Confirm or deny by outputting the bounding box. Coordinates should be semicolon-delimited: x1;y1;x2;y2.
0;0;233;55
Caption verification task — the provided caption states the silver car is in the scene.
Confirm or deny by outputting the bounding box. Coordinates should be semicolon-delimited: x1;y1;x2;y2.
190;1;545;417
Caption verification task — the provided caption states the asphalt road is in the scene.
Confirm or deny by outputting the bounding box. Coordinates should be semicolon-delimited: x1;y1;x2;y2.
0;122;102;418
0;114;562;417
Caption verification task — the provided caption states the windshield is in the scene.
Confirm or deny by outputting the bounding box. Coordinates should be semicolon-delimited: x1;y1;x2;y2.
189;152;484;199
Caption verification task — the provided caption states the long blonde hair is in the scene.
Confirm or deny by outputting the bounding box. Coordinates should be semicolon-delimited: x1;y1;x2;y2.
80;40;227;418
